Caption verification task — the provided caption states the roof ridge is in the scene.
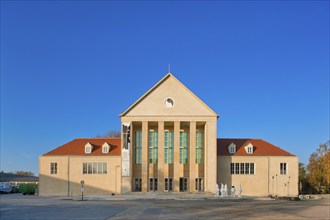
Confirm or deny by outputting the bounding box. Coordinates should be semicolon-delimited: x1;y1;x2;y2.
76;137;121;139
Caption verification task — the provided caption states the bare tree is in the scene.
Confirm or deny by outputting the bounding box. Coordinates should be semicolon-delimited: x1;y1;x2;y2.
96;130;121;138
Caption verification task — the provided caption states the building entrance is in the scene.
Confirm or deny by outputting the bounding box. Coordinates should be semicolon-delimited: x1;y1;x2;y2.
134;178;142;191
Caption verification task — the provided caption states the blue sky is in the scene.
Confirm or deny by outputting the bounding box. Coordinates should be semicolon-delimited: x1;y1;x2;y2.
1;1;329;175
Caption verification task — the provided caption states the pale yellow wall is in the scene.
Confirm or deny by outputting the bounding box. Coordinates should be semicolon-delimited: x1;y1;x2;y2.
217;156;298;197
39;155;121;196
205;119;217;193
269;156;299;197
121;117;217;193
124;76;217;117
39;156;69;196
120;75;218;193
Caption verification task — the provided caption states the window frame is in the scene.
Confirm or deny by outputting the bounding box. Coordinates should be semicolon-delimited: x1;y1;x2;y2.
195;177;204;191
195;130;204;164
149;130;158;164
179;177;188;192
280;162;287;175
50;162;57;174
230;162;255;175
82;162;107;174
164;130;174;164
179;130;189;164
134;130;142;164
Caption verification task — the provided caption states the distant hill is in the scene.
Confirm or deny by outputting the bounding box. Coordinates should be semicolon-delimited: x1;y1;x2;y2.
0;172;39;183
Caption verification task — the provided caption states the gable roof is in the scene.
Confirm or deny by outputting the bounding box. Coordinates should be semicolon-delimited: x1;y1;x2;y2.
119;73;219;117
43;138;121;156
217;138;295;156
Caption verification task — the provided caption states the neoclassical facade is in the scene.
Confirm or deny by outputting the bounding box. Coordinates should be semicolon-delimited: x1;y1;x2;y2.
39;73;298;197
119;73;218;193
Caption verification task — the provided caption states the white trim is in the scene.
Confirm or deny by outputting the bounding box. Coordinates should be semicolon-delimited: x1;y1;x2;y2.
228;143;236;154
165;97;174;108
244;143;254;154
85;142;93;154
102;142;111;153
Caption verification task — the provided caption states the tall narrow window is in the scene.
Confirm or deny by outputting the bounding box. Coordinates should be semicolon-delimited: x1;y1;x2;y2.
250;163;255;174
245;163;250;174
195;178;204;191
280;163;287;175
50;162;57;174
149;130;158;164
165;178;168;191
134;131;142;164
196;130;204;164
180;130;189;164
164;130;174;164
149;178;153;191
230;163;235;174
240;163;245;174
235;163;240;174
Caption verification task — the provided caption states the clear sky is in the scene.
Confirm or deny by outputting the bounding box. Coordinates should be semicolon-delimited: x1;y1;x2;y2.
1;0;329;175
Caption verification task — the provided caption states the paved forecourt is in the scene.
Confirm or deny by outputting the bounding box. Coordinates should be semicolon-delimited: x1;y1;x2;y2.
0;194;329;220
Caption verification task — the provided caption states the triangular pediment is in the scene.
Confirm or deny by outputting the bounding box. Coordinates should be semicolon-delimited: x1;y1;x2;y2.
120;73;218;117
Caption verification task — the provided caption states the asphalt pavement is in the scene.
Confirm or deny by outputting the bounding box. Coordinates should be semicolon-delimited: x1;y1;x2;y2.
0;193;329;219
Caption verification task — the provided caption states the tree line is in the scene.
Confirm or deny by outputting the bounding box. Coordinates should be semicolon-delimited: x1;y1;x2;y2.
300;140;330;194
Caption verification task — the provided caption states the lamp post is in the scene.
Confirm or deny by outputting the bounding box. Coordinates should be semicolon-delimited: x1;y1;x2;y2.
80;180;85;201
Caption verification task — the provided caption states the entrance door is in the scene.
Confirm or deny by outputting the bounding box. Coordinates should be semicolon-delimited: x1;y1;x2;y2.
180;177;188;192
134;178;142;191
149;178;158;191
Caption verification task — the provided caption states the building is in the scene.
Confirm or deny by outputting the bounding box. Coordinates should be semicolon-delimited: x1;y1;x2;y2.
217;139;298;197
39;73;298;197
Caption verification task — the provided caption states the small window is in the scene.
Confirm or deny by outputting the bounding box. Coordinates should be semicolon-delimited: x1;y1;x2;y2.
102;142;110;153
244;143;254;154
85;143;93;154
230;163;235;174
228;143;236;154
280;163;287;175
50;162;57;174
165;98;174;108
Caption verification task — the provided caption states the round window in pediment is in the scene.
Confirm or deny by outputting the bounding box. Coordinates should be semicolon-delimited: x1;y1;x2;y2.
165;98;174;108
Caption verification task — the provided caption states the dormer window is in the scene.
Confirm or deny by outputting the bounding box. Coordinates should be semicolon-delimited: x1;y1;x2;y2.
228;143;236;154
85;142;93;154
244;143;254;154
102;142;111;153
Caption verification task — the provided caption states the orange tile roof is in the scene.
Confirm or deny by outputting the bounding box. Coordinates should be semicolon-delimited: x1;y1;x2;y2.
43;137;293;157
217;138;295;156
43;138;121;156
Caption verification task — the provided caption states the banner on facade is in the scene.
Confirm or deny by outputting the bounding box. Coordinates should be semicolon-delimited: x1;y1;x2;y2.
122;123;130;176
